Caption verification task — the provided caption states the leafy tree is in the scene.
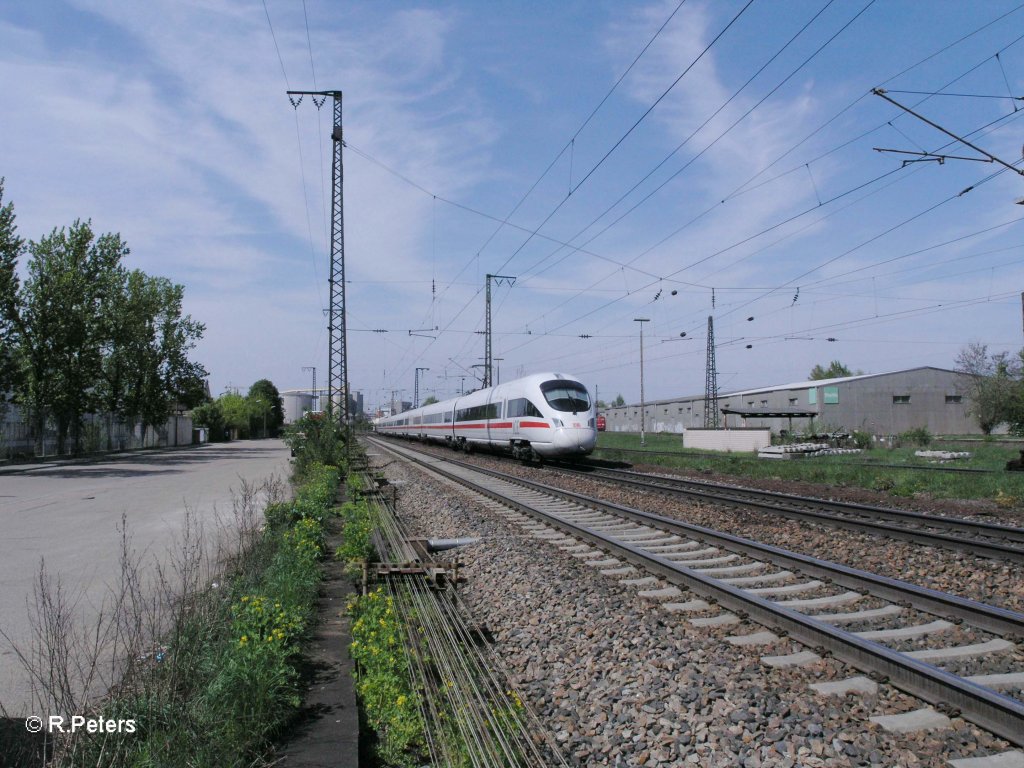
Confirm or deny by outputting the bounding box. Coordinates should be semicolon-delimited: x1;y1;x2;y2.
17;222;126;453
218;393;251;438
285;411;347;477
191;400;226;441
142;277;206;433
955;342;1021;434
247;379;284;438
421;396;439;406
613;394;625;407
809;360;861;380
0;179;23;419
96;270;207;447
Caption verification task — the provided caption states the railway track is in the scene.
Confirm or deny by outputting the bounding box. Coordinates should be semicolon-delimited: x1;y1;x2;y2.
558;463;1024;563
367;436;1024;749
594;446;998;474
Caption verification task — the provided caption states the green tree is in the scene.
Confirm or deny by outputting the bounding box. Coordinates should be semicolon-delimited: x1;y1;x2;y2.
142;278;207;433
809;361;861;380
191;400;226;441
218;393;251;439
421;396;439;406
955;342;1021;434
17;222;126;453
247;379;284;438
613;394;625;407
0;179;23;420
96;270;207;447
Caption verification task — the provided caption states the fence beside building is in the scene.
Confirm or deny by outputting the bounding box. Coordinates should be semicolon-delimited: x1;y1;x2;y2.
1;405;194;460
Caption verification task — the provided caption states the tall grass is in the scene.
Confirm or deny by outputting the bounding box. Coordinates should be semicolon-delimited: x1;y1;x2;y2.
595;432;1024;503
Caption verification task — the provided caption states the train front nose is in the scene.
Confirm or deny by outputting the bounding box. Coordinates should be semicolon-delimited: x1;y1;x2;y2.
554;423;597;454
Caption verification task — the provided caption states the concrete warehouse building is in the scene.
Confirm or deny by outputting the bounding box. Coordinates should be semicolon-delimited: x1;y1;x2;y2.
602;367;978;436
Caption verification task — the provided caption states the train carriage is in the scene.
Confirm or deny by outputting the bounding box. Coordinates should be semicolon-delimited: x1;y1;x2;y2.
374;372;597;461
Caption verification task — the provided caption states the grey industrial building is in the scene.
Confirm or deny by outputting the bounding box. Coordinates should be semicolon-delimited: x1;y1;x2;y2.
603;366;979;436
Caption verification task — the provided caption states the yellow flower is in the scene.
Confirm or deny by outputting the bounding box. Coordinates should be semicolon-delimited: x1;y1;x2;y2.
396;695;407;707
239;635;249;645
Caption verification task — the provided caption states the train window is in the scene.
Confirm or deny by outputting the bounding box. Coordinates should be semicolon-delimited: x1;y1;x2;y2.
507;398;543;418
456;403;500;421
445;411;453;423
541;381;590;413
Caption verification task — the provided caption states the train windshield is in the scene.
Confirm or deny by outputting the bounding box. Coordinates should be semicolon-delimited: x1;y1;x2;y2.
540;380;591;413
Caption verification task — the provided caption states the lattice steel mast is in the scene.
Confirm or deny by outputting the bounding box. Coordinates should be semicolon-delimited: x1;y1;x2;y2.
414;367;429;409
704;315;720;429
288;89;348;424
484;274;515;388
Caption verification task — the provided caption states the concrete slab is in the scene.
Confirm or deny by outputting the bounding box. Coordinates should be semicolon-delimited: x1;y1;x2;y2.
725;631;779;647
905;638;1015;662
746;579;823;597
584;558;621;568
721;570;794;587
809;676;878;696
600;566;637;576
620;575;659;587
948;751;1024;768
570;549;606;560
277;525;359;767
690;613;740;628
663;599;711;613
761;650;821;668
966;672;1024;690
696;562;766;577
869;707;951;734
638;585;683;600
661;546;720;559
673;554;740;568
811;605;904;624
644;540;702;552
855;620;954;641
776;591;863;610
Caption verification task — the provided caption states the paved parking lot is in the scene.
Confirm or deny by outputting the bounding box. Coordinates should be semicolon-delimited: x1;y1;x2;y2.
0;440;291;715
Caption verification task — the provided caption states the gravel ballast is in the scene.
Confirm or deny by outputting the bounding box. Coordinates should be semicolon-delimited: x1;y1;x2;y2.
368;441;1017;767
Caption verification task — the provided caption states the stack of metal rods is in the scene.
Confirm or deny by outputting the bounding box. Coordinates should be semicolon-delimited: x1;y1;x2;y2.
363;479;567;767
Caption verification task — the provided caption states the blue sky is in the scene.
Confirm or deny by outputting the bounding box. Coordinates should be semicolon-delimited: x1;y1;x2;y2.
3;0;1024;413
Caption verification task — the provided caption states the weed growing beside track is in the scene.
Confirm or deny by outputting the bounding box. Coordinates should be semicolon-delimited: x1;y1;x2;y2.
347;587;426;767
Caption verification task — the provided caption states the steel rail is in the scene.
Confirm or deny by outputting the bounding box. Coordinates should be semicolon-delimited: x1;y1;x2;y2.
563;464;1024;563
368;438;1024;746
360;466;566;767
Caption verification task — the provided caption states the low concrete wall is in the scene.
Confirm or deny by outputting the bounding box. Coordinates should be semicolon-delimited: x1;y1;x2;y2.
683;428;770;452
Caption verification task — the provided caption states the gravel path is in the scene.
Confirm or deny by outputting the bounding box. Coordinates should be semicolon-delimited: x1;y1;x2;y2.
369;442;1016;767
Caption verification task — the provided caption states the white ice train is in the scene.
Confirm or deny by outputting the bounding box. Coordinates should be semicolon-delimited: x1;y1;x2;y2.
374;372;597;461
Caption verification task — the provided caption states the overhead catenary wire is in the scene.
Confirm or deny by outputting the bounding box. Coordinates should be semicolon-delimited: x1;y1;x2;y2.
356;4;1024;403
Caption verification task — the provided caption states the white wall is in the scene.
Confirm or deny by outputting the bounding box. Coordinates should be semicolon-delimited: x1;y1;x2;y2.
683;429;770;452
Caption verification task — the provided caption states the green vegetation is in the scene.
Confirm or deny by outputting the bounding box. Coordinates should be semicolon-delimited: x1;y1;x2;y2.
809;360;861;380
0;179;207;455
595;431;1024;503
47;461;339;767
348;588;426;767
284;411;349;479
956;342;1024;435
191;383;285;442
